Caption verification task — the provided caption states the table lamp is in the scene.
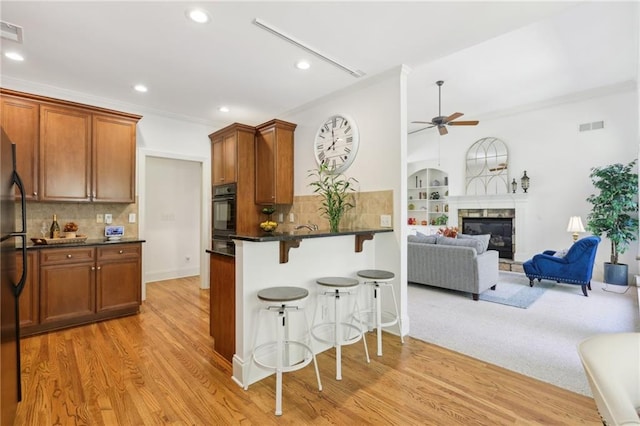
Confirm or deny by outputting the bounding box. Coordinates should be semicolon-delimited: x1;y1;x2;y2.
566;216;585;242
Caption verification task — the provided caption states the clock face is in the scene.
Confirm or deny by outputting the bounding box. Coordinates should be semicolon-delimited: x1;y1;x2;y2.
314;114;359;174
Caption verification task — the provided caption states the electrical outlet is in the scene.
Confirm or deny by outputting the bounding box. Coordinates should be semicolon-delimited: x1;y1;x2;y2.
96;214;104;223
128;213;136;223
380;214;392;227
104;214;112;224
289;213;295;223
278;212;284;223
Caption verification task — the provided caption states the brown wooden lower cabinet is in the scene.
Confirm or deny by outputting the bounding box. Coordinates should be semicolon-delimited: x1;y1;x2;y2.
21;243;142;336
17;251;39;334
210;253;235;363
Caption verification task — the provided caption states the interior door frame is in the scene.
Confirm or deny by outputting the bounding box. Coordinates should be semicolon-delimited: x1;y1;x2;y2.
138;148;210;300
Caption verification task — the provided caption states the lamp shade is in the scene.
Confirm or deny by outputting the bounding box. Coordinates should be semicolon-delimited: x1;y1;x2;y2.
566;216;585;233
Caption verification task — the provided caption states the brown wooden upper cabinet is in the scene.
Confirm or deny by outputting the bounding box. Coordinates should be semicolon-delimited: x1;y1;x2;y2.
255;119;296;205
0;88;141;203
209;123;255;187
1;95;40;200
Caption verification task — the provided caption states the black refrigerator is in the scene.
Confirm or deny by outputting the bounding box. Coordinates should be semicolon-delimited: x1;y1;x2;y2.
0;129;27;425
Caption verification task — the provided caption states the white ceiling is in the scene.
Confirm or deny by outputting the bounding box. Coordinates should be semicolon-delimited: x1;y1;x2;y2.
0;2;636;130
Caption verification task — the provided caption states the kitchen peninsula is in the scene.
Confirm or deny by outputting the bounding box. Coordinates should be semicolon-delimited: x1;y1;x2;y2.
210;227;394;388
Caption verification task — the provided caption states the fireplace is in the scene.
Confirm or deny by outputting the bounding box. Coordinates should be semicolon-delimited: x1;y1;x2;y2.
462;217;514;259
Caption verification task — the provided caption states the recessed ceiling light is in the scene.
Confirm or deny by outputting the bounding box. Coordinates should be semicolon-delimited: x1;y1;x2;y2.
133;84;148;93
186;8;210;24
219;106;229;113
295;60;310;70
5;51;24;61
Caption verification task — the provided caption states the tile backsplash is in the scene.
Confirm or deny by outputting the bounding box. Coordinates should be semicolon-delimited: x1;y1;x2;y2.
19;200;138;239
273;189;393;232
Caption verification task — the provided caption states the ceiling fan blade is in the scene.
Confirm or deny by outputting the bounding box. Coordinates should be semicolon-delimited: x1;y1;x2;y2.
449;120;479;126
411;121;434;124
438;125;448;136
443;112;463;123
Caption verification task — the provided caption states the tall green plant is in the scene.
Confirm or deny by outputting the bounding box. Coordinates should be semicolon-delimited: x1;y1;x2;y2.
308;164;358;232
586;159;638;264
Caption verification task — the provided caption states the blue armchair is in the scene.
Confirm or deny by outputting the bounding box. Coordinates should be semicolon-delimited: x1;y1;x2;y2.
522;236;600;296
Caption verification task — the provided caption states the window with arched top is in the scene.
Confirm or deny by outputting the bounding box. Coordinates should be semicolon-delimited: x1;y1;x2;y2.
465;137;509;195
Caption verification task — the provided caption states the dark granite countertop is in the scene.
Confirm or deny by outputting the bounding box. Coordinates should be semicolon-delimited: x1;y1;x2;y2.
230;227;393;242
25;237;146;250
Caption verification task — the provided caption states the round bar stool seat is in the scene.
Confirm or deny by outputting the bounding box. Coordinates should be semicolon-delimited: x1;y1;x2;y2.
312;277;370;380
245;286;322;416
356;269;404;356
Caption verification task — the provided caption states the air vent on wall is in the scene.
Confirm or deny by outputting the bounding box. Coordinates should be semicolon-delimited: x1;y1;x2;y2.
578;121;605;132
1;21;23;43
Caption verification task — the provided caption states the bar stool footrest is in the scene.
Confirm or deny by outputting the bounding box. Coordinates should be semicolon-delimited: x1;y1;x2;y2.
252;341;315;373
311;323;364;346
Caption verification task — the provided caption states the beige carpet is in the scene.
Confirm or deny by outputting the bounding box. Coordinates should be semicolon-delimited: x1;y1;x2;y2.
407;271;640;396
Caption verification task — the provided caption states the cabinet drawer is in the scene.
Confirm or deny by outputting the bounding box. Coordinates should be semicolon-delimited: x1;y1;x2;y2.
40;247;95;265
97;244;141;261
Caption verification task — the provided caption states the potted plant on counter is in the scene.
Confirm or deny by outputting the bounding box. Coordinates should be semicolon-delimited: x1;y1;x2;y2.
586;159;638;285
308;164;358;233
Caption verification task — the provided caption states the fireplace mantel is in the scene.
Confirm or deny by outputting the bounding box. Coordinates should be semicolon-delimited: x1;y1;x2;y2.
447;194;529;261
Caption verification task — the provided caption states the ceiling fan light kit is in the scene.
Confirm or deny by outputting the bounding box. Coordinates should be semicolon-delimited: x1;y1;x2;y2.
411;80;479;135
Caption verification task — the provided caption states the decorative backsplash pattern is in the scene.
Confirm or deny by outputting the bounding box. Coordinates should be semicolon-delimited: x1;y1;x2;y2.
19;200;139;239
273;190;394;232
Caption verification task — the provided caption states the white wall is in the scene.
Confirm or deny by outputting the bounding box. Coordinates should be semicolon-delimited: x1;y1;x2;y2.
144;157;201;282
408;87;639;281
282;66;409;333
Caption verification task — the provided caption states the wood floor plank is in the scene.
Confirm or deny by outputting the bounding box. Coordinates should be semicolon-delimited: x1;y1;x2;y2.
14;277;602;425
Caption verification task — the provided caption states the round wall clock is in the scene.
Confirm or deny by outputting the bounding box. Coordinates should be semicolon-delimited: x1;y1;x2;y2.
313;114;359;174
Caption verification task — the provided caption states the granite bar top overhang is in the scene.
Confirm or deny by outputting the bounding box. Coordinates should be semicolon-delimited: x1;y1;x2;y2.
230;227;393;243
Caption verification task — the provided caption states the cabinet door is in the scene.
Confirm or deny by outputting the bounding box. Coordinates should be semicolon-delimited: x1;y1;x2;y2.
222;134;237;184
92;114;137;203
210;254;235;363
255;127;276;204
96;244;141;313
211;136;224;185
40;104;91;201
255;120;294;205
40;263;95;325
1;96;39;200
16;251;38;332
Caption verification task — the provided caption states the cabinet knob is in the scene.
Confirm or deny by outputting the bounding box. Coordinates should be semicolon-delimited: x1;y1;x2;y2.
33;192;37;196
97;266;101;270
67;254;72;258
119;250;124;254
91;266;95;270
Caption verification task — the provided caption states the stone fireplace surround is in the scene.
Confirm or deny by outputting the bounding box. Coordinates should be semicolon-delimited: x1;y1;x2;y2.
446;194;529;262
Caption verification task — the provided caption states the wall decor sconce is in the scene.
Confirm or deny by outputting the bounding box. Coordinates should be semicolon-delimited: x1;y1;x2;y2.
521;171;530;193
511;179;517;193
566;216;585;242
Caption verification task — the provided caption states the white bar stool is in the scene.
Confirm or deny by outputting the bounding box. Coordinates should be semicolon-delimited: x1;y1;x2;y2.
356;269;404;356
244;286;322;416
311;277;370;380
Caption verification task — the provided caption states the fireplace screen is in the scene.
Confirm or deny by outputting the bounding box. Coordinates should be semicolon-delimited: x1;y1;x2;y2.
462;217;513;259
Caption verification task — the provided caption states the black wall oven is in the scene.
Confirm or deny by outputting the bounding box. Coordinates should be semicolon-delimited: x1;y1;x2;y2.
212;183;236;255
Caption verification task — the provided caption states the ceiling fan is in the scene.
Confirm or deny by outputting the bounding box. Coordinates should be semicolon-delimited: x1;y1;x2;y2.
411;80;479;136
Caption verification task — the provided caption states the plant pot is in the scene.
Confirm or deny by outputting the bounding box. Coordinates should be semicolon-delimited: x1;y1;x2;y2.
603;262;628;286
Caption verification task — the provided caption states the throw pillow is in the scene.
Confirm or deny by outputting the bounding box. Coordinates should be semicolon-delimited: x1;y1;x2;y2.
458;234;490;254
408;234;437;244
436;236;483;253
553;248;569;258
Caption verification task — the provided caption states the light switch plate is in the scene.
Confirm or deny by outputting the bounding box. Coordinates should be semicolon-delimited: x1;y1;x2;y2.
96;214;104;223
128;213;136;223
104;214;113;224
380;214;392;227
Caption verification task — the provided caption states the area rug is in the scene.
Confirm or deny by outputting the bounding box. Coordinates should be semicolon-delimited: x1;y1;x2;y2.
478;279;555;308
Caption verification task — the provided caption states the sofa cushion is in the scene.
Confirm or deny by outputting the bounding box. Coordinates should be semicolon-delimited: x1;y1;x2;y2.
408;234;437;244
436;236;483;253
458;234;490;254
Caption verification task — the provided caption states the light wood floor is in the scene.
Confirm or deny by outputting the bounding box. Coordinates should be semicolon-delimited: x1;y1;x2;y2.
15;277;601;425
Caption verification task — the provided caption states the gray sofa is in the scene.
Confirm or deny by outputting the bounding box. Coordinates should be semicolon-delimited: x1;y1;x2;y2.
407;233;499;300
